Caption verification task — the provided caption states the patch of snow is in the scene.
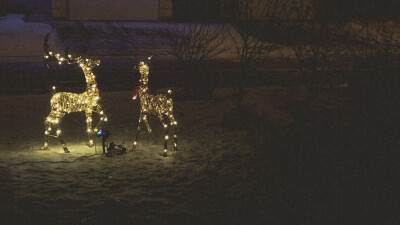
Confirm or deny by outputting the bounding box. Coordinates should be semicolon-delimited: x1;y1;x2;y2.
0;14;60;63
0;87;276;223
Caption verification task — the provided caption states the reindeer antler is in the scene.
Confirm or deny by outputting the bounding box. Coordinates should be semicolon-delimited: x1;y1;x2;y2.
43;33;74;67
43;33;57;68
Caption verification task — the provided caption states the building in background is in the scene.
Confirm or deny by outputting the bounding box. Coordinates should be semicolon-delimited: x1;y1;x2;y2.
5;0;400;22
52;0;172;21
53;0;225;22
0;0;8;16
51;0;256;22
4;0;52;14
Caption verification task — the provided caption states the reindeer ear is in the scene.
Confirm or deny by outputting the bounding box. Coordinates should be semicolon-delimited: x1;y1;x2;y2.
43;33;51;54
81;43;88;57
64;46;72;62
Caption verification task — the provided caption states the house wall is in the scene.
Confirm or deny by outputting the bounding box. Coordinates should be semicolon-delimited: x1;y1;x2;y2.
172;0;221;22
53;0;173;21
9;0;52;13
160;0;172;19
68;0;159;20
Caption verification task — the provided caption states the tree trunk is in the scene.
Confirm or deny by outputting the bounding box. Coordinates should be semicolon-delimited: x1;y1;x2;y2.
236;70;245;111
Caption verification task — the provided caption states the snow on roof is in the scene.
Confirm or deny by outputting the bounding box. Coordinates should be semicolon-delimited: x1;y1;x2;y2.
0;14;60;63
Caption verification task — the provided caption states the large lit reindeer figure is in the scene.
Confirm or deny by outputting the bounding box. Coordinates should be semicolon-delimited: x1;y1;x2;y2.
132;57;177;157
42;34;107;153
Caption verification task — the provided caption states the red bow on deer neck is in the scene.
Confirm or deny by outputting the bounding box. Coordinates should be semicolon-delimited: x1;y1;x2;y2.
132;86;140;100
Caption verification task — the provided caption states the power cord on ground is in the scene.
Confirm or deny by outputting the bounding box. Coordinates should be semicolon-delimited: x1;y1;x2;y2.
2;153;102;169
0;139;103;169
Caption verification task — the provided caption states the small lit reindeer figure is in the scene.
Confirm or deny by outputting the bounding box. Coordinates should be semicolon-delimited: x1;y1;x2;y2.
132;57;177;157
42;34;107;153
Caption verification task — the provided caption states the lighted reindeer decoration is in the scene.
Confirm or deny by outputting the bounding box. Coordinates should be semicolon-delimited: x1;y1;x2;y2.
42;34;107;153
131;57;178;157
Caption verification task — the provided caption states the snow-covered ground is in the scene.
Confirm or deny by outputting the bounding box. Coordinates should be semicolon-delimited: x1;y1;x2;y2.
0;86;285;224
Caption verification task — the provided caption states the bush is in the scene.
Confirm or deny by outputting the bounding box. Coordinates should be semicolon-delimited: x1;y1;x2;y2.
167;23;230;100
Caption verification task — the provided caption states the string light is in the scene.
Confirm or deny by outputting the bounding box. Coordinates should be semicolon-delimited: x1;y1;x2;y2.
42;52;107;153
131;59;178;157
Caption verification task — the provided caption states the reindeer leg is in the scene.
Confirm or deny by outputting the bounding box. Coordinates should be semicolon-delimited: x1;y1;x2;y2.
54;125;69;153
94;108;107;132
159;114;169;157
143;114;152;133
85;110;94;147
43;119;51;150
168;114;178;151
58;135;69;153
132;111;144;151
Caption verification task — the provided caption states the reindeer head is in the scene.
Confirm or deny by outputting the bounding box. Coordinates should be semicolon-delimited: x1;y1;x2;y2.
74;56;101;90
135;56;153;84
132;57;152;99
76;57;100;71
138;61;149;78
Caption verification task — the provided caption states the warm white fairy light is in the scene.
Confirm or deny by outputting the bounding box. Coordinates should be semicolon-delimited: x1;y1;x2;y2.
42;53;107;153
132;60;178;157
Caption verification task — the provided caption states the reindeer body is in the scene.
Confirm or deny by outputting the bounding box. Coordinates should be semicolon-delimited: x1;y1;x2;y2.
43;55;107;152
138;92;174;123
49;92;98;113
132;60;177;157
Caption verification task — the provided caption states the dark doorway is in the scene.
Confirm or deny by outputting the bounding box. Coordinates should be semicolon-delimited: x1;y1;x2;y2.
172;0;221;22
